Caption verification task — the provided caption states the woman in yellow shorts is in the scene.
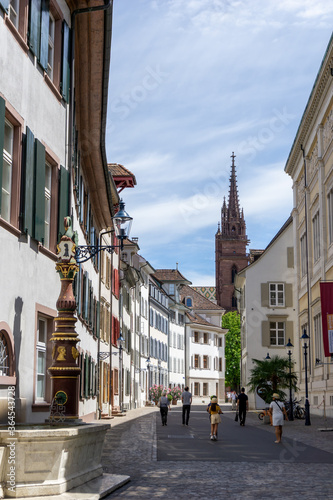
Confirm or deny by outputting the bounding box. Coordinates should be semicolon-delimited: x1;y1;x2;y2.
208;397;223;440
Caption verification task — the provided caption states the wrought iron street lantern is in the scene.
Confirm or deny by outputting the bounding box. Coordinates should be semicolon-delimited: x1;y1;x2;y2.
285;338;294;421
301;329;311;426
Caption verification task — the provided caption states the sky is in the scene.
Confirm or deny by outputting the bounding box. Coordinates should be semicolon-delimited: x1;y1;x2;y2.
105;0;333;286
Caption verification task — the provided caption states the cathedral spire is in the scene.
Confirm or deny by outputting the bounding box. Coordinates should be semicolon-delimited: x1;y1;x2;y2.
228;152;240;220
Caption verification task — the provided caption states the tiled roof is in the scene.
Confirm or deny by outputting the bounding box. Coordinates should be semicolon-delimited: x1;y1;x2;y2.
192;286;216;301
108;163;136;180
185;311;213;326
180;285;224;311
153;269;191;284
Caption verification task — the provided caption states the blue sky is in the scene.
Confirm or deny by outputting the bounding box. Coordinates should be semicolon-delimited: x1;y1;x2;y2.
106;0;333;286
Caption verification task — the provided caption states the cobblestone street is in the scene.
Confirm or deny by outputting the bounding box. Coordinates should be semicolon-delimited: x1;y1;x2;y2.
101;405;333;499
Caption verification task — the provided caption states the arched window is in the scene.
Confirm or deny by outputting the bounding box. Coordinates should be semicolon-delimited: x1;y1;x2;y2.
0;323;15;384
231;265;237;283
185;297;192;307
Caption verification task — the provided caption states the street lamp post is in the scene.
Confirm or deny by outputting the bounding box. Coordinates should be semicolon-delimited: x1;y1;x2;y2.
285;338;294;421
301;329;311;426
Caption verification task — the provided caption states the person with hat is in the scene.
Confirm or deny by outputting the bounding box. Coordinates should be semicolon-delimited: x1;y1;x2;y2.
207;397;223;440
269;393;288;443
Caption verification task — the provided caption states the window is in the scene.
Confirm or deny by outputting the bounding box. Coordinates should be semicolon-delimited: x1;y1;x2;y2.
270;321;285;346
314;313;322;363
300;233;307;277
1;120;13;222
178;313;184;325
203;383;208;396
9;0;19;30
169;284;175;295
194;354;199;368
194;331;199;343
269;283;285;307
203;332;209;344
186;297;192;307
36;316;49;401
231;265;237;283
313;212;320;262
0;331;10;376
219;357;222;371
328;189;333;245
203;355;209;369
47;12;55;80
194;382;200;396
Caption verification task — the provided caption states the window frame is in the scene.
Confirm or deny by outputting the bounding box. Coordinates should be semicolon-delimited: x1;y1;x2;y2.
269;321;285;346
269;282;285;307
0;321;16;385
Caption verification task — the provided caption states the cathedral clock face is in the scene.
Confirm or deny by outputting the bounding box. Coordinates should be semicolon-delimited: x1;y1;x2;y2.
55;390;68;405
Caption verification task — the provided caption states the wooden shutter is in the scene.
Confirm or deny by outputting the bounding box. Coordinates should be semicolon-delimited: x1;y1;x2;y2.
0;1;10;12
28;0;42;58
261;283;269;307
0;97;5;213
34;139;45;242
261;321;270;347
114;268;119;298
58;165;69;239
23;128;35;235
286;321;293;343
61;21;70;102
39;0;49;70
84;354;89;398
96;301;100;338
285;283;293;307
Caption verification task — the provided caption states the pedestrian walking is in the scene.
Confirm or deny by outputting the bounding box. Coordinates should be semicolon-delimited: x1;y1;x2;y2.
231;390;237;410
159;391;170;426
207;397;223;440
269;393;288;443
181;386;192;425
237;387;248;426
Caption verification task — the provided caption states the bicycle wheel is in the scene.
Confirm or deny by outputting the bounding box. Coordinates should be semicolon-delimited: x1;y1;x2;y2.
297;408;305;419
258;412;264;420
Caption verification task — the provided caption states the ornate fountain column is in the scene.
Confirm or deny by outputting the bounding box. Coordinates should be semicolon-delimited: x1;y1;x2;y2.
48;219;81;420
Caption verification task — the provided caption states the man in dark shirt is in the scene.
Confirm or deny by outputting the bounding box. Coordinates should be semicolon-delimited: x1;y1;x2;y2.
237;387;249;426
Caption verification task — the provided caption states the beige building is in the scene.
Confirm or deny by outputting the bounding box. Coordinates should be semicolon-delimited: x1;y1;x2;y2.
285;33;333;417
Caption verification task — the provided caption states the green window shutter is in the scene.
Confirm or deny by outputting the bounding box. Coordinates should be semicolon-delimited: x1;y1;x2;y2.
0;1;9;13
28;0;42;58
58;165;69;239
39;0;50;70
61;21;70;102
23;128;35;235
261;283;269;307
34;139;45;242
261;321;270;347
0;96;5;213
285;283;293;307
84;355;89;398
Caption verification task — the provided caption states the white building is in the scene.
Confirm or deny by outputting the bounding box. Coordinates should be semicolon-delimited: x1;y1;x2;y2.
153;268;190;390
180;286;227;404
235;217;298;409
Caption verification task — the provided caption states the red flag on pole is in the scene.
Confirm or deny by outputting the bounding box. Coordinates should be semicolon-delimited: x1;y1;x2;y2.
320;282;333;357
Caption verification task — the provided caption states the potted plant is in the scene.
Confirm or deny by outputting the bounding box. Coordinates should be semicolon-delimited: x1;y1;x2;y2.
168;386;182;405
149;384;165;405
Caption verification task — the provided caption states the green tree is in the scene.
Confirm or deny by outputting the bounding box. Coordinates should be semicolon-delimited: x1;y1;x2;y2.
248;355;298;403
222;311;241;390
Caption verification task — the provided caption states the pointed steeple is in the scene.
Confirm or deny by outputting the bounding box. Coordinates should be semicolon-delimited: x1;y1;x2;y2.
228;152;240;220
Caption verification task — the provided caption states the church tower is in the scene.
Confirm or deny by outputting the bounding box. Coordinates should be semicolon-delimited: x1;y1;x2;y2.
215;153;249;311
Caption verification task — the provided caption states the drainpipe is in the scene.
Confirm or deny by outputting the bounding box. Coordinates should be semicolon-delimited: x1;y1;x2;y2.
301;144;312;374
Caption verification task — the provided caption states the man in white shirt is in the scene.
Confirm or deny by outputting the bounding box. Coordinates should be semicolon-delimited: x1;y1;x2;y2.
181;387;192;426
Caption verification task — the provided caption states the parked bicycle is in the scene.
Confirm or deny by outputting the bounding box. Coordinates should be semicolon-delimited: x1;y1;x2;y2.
284;399;305;419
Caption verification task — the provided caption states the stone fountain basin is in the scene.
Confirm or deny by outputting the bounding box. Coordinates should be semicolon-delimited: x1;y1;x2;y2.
0;422;110;498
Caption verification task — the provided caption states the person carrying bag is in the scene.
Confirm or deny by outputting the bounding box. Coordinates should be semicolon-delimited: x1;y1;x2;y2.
208;397;223;441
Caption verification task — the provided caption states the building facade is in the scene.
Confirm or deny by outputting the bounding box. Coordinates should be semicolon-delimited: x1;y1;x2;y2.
285;34;333;417
235;217;298;409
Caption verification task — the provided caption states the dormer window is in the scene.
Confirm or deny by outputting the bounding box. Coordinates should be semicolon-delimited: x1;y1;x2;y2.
169;284;175;295
185;297;192;307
